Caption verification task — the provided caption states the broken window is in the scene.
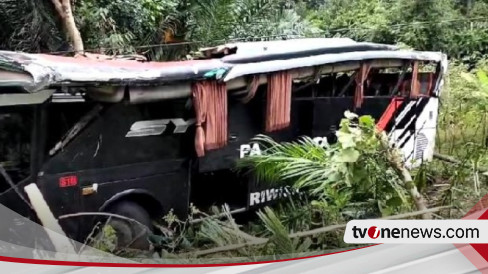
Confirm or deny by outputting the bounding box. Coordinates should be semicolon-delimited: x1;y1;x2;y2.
0;107;32;192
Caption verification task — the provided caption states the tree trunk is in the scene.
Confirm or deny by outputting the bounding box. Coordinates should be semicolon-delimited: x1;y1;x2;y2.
399;167;431;219
377;132;431;219
51;0;84;53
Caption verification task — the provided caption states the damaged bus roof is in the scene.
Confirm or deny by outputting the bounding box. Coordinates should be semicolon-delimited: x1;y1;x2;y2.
0;51;227;93
0;38;447;95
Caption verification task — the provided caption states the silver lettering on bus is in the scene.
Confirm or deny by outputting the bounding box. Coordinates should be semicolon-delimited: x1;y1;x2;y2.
249;186;299;206
126;118;196;137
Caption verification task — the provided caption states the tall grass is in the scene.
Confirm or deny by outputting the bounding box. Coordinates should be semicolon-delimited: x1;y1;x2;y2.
432;60;488;218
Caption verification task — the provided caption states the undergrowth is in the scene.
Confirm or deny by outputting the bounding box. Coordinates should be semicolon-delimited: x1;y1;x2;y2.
425;59;488;218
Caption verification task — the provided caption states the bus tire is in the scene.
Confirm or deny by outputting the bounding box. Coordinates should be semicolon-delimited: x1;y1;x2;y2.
104;201;152;250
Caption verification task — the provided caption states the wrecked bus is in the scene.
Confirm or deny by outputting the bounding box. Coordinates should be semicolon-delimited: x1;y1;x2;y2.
0;38;447;248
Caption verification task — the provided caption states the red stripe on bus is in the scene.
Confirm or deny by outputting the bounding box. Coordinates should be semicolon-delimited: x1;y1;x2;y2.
376;97;404;131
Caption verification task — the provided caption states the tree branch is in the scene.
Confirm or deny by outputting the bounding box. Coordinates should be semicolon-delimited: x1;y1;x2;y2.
181;206;449;257
434;152;488;175
50;0;63;16
50;0;84;53
376;131;431;219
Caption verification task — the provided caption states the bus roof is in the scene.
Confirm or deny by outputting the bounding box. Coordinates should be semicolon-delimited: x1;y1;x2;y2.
0;38;447;93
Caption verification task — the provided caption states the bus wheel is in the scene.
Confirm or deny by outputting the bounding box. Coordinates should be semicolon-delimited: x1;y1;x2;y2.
103;201;152;250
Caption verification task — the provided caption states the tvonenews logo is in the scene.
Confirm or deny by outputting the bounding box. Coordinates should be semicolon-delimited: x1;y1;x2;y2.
344;220;488;244
368;226;380;239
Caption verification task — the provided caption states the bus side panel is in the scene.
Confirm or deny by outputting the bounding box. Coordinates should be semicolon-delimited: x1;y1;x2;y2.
39;160;189;241
387;97;439;167
414;97;439;163
38;102;192;239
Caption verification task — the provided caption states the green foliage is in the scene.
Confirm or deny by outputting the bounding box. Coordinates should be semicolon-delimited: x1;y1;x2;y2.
307;0;392;42
186;0;317;45
0;0;64;52
438;61;488;157
72;0;317;59
154;203;318;259
238;111;413;220
93;225;117;253
257;207;294;254
425;59;488;218
2;0;488;62
77;0;180;55
307;0;488;63
389;0;461;54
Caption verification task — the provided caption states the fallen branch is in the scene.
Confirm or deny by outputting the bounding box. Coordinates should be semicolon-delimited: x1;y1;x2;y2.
377;131;430;219
190;207;246;224
290;206;449;239
181;206;449;257
58;212;151;232
399;166;431;219
221;225;267;242
434;152;488;174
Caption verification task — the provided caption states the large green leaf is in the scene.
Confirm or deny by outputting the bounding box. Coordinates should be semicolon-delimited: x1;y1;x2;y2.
359;115;375;128
337;131;356;148
335;148;360;163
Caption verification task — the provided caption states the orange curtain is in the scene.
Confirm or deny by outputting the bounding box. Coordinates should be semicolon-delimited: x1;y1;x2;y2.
354;63;372;109
266;71;292;132
410;61;420;98
192;82;207;157
192;81;228;157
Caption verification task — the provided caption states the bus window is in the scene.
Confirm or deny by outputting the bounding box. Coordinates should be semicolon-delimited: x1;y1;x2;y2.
0;108;32;193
